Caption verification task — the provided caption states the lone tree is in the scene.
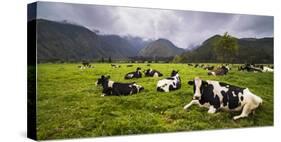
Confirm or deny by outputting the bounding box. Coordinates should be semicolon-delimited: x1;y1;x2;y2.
108;56;112;63
214;32;238;63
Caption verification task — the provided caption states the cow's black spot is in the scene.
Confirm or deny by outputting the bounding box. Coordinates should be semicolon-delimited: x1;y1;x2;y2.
240;96;244;101
221;85;245;109
198;82;221;109
166;77;174;80
173;82;175;86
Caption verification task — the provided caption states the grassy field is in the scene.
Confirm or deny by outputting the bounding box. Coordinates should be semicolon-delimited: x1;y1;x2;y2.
37;63;273;140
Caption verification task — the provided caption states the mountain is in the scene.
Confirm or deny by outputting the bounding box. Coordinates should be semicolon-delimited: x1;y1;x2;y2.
30;19;149;62
180;35;273;63
138;39;185;57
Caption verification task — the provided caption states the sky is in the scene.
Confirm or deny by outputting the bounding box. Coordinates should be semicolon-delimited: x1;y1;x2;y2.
34;1;274;49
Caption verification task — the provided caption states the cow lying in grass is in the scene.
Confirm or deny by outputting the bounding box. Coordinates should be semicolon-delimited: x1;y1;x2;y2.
157;70;181;92
144;69;163;77
208;65;229;76
124;67;142;79
96;75;144;96
184;77;263;120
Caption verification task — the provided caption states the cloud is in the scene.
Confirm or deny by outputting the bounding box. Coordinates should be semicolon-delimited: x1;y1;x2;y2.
36;1;274;49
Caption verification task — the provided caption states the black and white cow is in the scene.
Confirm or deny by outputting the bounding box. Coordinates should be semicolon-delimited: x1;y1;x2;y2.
208;66;229;76
111;64;121;68
79;62;93;69
204;65;214;71
184;77;263;120
144;69;163;77
124;67;142;79
96;75;144;96
156;70;181;92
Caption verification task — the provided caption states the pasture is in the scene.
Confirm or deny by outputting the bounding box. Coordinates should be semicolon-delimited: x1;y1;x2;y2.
37;63;273;140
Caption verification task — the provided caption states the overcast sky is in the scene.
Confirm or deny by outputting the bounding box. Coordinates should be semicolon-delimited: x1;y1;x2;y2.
35;2;274;49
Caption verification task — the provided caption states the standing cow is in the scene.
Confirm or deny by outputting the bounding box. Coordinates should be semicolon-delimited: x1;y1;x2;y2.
156;70;181;92
124;67;142;79
184;77;263;120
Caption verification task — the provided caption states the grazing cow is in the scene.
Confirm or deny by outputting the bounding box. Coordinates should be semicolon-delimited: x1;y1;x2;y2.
144;69;163;77
184;77;263;120
194;64;199;68
208;66;229;76
156;70;181;92
127;65;133;67
96;75;144;96
111;64;121;68
124;67;142;79
187;63;193;66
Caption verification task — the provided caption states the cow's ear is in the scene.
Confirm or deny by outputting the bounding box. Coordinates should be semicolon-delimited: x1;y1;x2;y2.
101;75;105;79
106;75;110;79
188;80;194;85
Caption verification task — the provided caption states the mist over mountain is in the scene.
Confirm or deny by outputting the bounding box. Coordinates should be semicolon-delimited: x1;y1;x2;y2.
30;19;273;63
138;39;185;57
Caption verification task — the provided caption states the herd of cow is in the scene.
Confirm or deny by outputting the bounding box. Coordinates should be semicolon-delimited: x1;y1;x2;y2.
90;63;272;120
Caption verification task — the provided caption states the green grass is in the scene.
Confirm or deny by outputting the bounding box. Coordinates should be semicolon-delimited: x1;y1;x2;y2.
37;63;273;140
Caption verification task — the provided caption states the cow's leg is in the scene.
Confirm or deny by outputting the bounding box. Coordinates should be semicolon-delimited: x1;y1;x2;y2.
233;104;251;120
208;105;217;114
184;100;199;110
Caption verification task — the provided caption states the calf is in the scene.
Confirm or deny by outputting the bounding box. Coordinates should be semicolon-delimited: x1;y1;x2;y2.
184;77;262;120
144;69;163;77
208;66;229;76
156;70;181;92
124;67;142;79
96;75;144;96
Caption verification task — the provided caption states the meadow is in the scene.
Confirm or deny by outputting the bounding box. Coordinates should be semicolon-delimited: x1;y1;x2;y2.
37;63;273;140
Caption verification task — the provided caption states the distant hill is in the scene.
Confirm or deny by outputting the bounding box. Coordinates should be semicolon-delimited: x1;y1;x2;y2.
180;35;273;63
138;39;185;57
31;19;150;62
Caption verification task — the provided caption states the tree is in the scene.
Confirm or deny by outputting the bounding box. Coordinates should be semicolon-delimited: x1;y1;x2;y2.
214;32;238;63
108;56;112;63
101;57;104;63
172;55;182;63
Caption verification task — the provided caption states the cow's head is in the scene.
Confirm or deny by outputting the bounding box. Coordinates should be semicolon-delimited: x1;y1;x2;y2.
188;77;207;100
96;75;110;86
144;69;152;75
132;84;144;93
171;70;179;77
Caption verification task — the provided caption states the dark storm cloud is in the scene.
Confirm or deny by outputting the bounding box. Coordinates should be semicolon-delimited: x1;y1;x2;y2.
36;1;273;49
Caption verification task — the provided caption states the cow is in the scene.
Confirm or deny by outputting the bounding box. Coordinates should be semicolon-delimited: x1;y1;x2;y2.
187;63;193;66
262;66;274;72
144;69;163;77
204;65;214;70
111;64;121;68
208;66;229;76
96;75;144;96
156;70;181;92
238;64;262;72
184;77;263;120
79;62;93;69
124;67;142;79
